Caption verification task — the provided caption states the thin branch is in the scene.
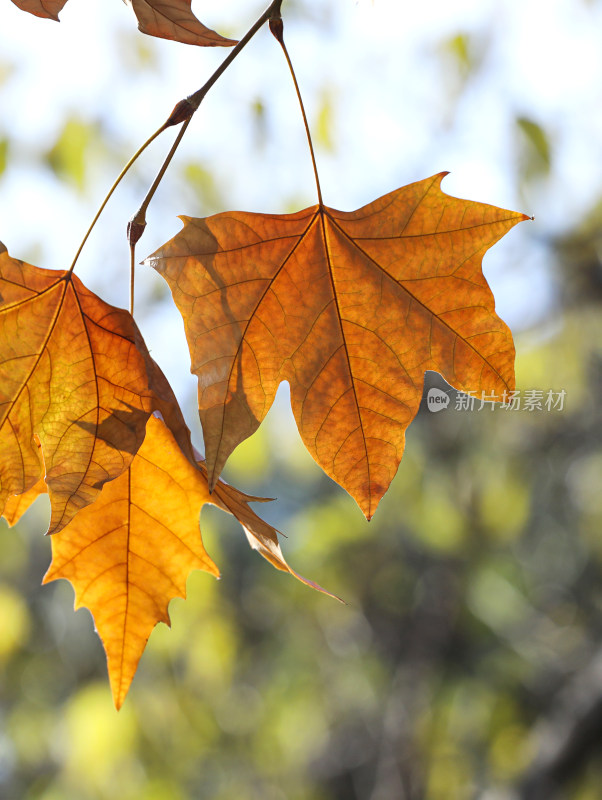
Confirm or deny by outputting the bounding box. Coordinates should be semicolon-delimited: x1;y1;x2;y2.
188;0;283;110
128;0;284;250
127;119;191;249
71;0;284;274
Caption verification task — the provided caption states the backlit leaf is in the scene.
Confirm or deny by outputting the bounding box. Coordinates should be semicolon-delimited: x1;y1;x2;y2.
147;173;529;518
2;475;46;527
43;414;219;709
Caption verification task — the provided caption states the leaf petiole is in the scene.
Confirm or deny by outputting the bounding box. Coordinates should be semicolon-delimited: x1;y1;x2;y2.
67;127;165;275
270;9;323;206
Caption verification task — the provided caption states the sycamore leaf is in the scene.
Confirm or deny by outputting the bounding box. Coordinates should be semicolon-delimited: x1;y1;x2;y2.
42;413;335;708
147;173;529;519
2;436;45;527
126;0;237;47
10;0;68;21
0;245;156;534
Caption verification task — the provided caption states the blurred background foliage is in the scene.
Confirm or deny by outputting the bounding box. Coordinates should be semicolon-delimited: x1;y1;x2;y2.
1;0;602;798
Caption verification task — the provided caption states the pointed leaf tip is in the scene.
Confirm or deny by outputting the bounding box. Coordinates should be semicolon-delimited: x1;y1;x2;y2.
207;471;341;601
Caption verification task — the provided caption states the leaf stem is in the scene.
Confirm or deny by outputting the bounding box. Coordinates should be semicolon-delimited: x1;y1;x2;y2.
270;13;323;206
129;243;135;315
126;118;191;249
68;127;164;274
188;0;283;110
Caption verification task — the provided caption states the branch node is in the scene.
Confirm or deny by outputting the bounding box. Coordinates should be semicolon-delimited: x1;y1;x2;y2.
269;2;284;43
186;89;206;112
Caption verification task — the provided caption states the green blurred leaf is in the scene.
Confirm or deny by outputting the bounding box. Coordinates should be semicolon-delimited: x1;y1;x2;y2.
182;161;224;214
45;117;98;191
444;33;472;77
517;116;551;179
314;89;336;152
0;138;8;178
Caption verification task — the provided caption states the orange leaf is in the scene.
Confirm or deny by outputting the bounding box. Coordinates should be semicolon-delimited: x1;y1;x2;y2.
127;0;237;47
0;360;185;525
10;0;67;21
147;173;529;518
0;245;155;533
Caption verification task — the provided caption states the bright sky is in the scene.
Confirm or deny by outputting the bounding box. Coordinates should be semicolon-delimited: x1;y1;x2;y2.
1;3;599;218
0;0;600;433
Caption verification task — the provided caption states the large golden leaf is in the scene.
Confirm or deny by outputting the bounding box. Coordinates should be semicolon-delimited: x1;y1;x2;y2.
127;0;236;47
0;245;155;533
147;173;529;518
42;413;334;708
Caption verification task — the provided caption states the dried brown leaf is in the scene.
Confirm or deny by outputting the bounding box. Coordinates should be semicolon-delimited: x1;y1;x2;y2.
10;0;68;21
127;0;237;47
203;463;341;600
